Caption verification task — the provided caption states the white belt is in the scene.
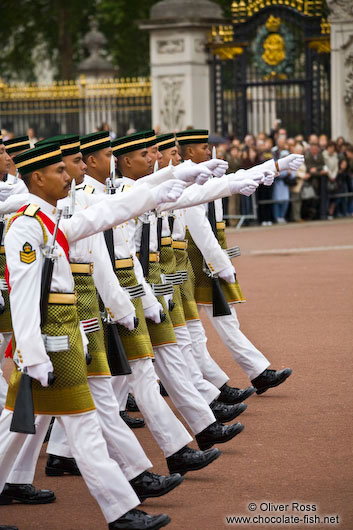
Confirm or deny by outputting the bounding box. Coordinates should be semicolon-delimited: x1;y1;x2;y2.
0;278;8;290
124;284;146;299
42;334;70;352
151;283;174;296
161;272;184;286
80;318;101;334
225;246;241;259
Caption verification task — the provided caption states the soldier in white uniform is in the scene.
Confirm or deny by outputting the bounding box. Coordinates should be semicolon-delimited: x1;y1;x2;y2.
79;130;224;476
0;142;187;529
176;129;304;395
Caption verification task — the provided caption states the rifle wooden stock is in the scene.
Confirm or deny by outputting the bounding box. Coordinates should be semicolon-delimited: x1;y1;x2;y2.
103;227;132;375
106;322;132;376
10;373;35;434
207;201;231;317
139;221;150;278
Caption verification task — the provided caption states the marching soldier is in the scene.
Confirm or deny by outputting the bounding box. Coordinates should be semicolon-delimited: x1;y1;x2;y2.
112;130;247;452
79;130;223;475
176;129;303;394
0;141;185;529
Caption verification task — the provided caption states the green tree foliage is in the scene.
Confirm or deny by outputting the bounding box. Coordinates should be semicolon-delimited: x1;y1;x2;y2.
0;0;229;81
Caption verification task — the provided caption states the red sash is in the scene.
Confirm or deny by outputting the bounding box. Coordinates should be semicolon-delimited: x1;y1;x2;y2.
4;204;70;358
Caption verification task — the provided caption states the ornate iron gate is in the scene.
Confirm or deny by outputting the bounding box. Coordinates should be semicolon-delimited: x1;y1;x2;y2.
210;1;331;138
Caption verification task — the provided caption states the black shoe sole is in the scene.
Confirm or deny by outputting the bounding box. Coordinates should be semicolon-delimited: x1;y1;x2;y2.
213;403;247;423
255;370;293;395
197;423;244;451
0;495;56;505
168;448;221;476
125;422;145;429
45;466;81;477
218;387;256;404
137;475;184;501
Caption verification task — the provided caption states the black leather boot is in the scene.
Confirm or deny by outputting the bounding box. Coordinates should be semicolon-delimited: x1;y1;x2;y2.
130;471;183;501
217;383;256;404
166;445;221;475
0;484;55;505
196;421;244;451
108;509;171;529
251;368;292;395
45;454;81;476
210;400;247;422
120;411;145;429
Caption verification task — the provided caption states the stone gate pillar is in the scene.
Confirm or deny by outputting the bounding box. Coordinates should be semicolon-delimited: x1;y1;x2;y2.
327;0;353;140
140;0;224;132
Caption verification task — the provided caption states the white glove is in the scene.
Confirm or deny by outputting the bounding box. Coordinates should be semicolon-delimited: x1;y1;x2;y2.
201;159;229;178
144;301;164;324
218;266;236;284
278;154;304;172
261;170;276;186
152;179;187;204
0;291;4;313
173;160;212;185
116;310;137;331
0;182;14;202
27;360;54;387
229;178;259;197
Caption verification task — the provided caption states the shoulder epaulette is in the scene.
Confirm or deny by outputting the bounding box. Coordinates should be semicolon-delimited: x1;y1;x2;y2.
83;185;95;194
23;204;40;217
121;184;131;193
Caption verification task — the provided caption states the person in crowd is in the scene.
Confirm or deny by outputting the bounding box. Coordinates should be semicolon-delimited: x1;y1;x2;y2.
334;158;350;217
323;141;339;218
272;149;291;223
304;140;328;219
319;134;328;151
289;144;306;222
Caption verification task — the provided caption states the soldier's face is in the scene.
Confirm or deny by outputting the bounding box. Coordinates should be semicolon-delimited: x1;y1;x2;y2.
129;148;153;179
159;146;181;168
63;152;87;185
94;147;113;180
37;162;71;203
147;145;162;168
188;143;211;164
0;144;11;177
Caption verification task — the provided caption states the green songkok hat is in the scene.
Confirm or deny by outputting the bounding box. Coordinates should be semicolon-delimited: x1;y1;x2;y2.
111;132;148;156
176;129;209;145
4;135;31;155
142;129;157;148
14;144;62;175
157;133;176;152
80;131;111;156
36;134;80;156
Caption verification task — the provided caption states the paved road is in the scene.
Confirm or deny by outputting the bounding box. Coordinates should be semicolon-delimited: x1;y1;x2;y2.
2;219;352;530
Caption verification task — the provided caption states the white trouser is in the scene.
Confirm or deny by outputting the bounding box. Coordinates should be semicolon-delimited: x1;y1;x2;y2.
153;342;216;435
202;305;270;380
47;377;152;481
0;409;139;523
174;325;220;404
186;319;229;388
8;414;51;484
126;358;192;458
111;375;130;412
0;333;11;411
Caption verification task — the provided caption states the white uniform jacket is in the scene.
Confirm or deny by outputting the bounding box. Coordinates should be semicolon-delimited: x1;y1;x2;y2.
5;186;162;369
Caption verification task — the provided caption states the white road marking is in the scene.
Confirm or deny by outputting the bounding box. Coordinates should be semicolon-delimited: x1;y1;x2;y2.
245;245;353;256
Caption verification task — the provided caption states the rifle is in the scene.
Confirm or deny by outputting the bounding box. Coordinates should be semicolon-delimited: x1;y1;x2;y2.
10;208;60;434
204;147;231;318
103;157;132;376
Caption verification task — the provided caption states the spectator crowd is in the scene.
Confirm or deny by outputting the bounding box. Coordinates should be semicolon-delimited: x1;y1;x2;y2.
214;122;353;226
